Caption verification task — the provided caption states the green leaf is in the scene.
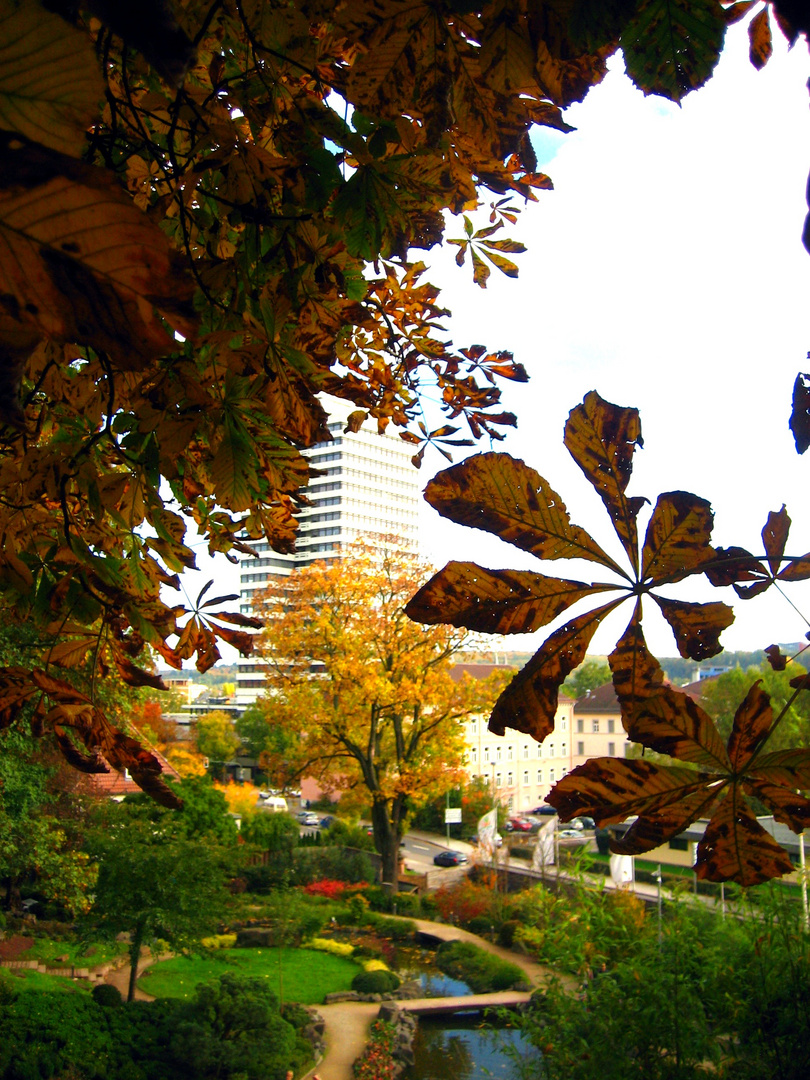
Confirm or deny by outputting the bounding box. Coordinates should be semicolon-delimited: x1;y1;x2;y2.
622;0;727;101
210;417;259;513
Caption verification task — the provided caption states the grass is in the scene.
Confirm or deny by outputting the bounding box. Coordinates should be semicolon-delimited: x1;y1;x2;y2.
138;946;362;1003
3;968;92;994
23;938;126;968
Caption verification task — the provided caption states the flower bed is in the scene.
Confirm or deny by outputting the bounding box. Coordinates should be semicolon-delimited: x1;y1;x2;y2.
353;1019;397;1080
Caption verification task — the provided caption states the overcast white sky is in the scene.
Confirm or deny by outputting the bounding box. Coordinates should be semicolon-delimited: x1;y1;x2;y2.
182;22;810;667
415;22;810;662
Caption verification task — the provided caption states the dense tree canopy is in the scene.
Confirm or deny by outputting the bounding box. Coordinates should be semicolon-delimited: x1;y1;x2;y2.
0;0;808;800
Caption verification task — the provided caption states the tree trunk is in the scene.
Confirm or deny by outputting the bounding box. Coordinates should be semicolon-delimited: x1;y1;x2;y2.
372;800;400;893
127;927;144;1003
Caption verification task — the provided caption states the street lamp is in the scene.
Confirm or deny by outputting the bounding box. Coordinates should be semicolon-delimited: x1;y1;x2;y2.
652;865;663;945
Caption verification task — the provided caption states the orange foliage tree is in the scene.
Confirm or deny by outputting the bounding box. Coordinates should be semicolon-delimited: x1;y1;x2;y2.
251;541;506;888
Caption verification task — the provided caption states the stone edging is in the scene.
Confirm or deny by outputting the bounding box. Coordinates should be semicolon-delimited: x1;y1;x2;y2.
0;954;129;983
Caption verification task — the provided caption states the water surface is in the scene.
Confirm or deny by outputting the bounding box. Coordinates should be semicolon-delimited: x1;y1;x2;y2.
405;1016;538;1080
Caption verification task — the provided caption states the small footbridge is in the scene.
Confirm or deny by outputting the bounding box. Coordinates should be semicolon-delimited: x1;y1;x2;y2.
401;989;533;1016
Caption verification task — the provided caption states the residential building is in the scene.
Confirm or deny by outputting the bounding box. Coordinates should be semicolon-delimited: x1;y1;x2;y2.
454;662;576;812
571;682;632;766
236;394;421;705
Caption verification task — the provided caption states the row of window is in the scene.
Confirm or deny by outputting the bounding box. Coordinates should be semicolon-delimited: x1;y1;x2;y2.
473;768;567;788
471;741;569;765
576;717;617;733
576;741;617;756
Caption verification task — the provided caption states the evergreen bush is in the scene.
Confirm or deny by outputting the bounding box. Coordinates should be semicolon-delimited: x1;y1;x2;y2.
351;968;401;994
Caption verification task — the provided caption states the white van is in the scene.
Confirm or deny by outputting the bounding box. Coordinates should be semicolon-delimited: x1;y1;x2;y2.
257;794;288;813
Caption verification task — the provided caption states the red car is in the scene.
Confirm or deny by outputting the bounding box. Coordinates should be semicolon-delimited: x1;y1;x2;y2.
508;817;533;832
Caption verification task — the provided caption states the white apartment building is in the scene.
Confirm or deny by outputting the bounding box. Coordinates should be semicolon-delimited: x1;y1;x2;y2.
236;394;421;705
570;682;631;765
456;665;631;813
453;662;576;812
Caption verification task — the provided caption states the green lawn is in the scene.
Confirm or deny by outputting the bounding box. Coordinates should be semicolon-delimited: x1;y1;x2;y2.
138;947;362;1003
2;968;92;994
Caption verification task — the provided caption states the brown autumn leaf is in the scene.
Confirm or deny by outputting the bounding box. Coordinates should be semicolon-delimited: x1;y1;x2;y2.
0;139;196;370
748;6;773;68
0;666;180;806
706;505;810;597
406;562;615;636
765;644;788;671
416;451;624;571
0;0;104;158
548;680;810;884
409;393;732;741
488;600;623;740
564;391;646;573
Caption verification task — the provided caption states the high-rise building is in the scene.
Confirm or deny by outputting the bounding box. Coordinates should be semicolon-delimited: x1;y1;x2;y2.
236;395;421;705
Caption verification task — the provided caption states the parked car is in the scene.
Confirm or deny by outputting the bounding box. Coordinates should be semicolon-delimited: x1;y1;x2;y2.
558;829;589;841
507;817;533;832
297;810;320;827
530;805;557;816
579;816;596;829
319;815;336;828
433;850;469;867
257;794;288;813
567;817;585;831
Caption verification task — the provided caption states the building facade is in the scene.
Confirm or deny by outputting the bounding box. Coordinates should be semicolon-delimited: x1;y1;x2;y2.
457;671;632;813
454;662;576;812
570;682;631;768
236;395;421;705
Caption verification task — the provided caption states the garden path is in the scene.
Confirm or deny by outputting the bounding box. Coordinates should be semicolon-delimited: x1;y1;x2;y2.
103;949;158;1002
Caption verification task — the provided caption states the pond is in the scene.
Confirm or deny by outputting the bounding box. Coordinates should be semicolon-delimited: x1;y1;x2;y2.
392;944;472;997
404;1016;539;1080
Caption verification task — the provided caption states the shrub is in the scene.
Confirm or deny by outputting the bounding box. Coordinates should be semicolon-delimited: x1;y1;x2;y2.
200;934;238;950
435;940;525;993
351;969;401;994
323;820;376;850
306;938;355;958
366;914;416;941
91;984;123;1008
292;847;375;886
304;879;350;899
433;878;495;926
347;893;371;922
391;891;421;916
362;959;390;973
498;920;521;948
467;916;493;937
363;885;394;912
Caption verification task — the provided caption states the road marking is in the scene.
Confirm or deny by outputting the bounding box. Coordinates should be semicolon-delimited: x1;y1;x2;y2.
411;844;432;852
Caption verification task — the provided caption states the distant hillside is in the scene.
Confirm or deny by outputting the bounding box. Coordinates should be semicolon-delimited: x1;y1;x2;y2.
160;664;239;686
466;649;807;689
